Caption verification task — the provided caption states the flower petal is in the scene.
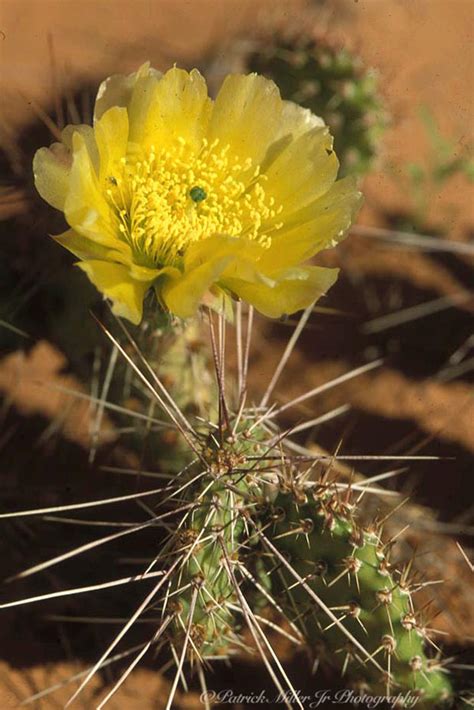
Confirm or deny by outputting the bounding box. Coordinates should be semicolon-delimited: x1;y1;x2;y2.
129;67;212;150
224;266;339;319
209;74;283;166
160;235;275;319
264;126;339;219
94;106;129;181
61;124;99;171
33;142;72;210
261;177;362;272
77;260;152;324
279;100;325;137
129;262;166;282
258;102;327;174
94;62;160;120
183;235;263;274
64;132;116;244
161;254;235;319
54;229;132;263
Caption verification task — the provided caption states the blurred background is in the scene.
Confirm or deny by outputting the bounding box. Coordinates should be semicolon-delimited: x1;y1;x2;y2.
0;0;473;707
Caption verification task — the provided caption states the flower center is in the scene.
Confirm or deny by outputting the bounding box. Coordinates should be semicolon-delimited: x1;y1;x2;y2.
105;138;283;268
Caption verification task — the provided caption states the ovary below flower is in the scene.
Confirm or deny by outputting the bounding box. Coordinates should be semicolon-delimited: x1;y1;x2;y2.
33;63;361;324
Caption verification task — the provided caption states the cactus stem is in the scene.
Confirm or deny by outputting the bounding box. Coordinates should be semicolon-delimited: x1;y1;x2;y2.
97;313;203;458
250;520;385;674
218;537;302;710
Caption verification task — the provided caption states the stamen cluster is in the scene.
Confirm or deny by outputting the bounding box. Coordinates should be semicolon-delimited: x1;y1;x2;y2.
106;138;282;267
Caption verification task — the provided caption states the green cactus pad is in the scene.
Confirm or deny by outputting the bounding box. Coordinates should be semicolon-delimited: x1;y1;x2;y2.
262;487;452;707
166;421;270;657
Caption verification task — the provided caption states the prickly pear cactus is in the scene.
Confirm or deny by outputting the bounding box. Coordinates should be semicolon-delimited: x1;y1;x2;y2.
167;478;242;657
246;35;387;178
261;482;452;707
165;421;270;658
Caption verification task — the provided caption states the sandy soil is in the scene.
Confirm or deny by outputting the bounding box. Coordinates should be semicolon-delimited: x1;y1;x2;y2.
338;0;474;236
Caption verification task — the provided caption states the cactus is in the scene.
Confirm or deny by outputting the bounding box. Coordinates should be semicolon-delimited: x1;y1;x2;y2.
245;35;387;178
120;315;454;708
166;478;242;658
155;398;453;708
259;480;453;707
0;314;457;709
166;424;266;659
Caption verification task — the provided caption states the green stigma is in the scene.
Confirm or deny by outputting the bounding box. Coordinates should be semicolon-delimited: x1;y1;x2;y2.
189;186;207;203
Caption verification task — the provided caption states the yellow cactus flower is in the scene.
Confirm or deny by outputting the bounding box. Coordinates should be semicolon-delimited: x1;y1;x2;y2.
33;64;361;324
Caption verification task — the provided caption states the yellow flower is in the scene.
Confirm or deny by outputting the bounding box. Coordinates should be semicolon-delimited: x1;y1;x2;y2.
34;64;360;324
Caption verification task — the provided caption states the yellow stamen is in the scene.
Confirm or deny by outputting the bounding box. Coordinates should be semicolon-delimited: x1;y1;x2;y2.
105;138;282;267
